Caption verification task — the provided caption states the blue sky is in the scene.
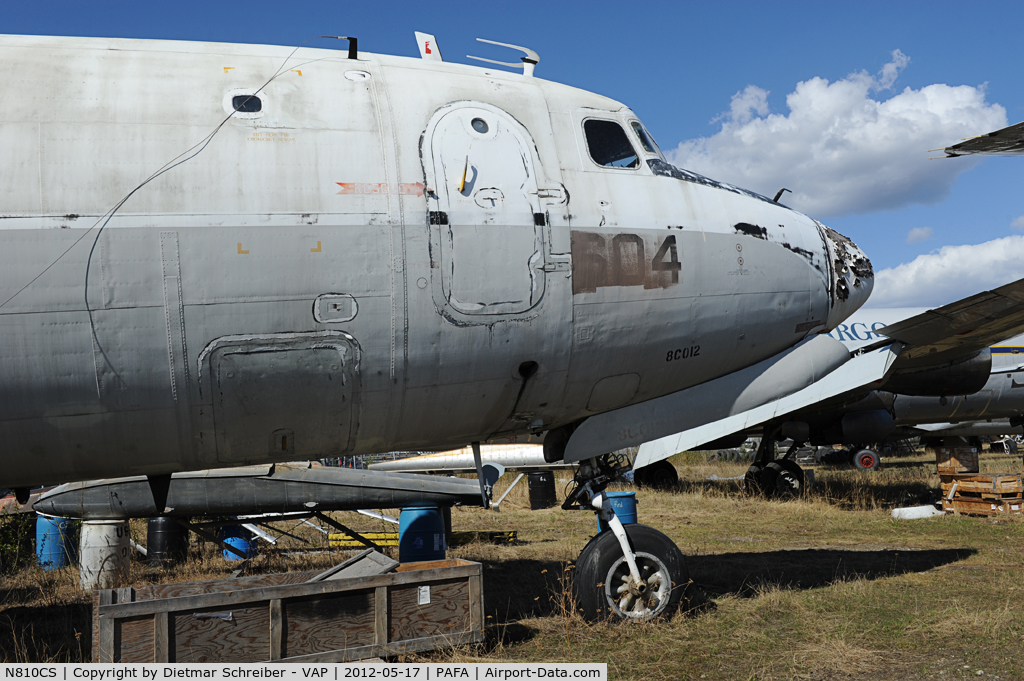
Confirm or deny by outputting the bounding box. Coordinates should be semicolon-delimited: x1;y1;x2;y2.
4;0;1023;307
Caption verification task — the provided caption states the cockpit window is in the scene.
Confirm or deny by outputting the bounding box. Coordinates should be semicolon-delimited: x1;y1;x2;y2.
630;120;663;158
584;119;639;169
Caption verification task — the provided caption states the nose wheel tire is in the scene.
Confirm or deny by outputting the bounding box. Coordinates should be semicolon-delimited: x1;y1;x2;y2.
572;523;687;622
853;449;880;471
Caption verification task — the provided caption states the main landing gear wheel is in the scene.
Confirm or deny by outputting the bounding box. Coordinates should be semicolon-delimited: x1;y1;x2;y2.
573;524;687;621
743;465;764;495
759;460;805;498
633;460;679;489
853;449;880;471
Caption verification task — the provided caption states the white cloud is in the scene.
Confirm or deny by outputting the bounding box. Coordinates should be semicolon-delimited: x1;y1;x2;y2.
668;51;1007;218
906;226;932;243
869;235;1024;307
721;85;770;125
874;49;910;91
1012;215;1024;231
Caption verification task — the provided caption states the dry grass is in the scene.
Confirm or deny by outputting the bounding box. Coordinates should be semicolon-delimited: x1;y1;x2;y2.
1;448;1023;678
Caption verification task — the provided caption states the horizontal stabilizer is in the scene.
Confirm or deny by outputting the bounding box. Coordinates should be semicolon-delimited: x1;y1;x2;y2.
34;462;485;519
870;277;1024;369
632;343;900;469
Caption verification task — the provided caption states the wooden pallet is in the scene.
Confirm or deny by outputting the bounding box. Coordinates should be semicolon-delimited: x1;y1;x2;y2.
940;473;1023;499
92;556;484;663
939;472;1023;517
942;496;1023;516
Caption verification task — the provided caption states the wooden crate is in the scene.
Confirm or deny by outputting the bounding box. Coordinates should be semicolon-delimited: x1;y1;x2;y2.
941;497;1023;516
92;559;484;663
933;443;979;474
939;472;1023;517
940;473;1023;500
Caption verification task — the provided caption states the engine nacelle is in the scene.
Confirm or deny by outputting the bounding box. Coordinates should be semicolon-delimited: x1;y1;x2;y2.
789;406;897;446
880;349;991;397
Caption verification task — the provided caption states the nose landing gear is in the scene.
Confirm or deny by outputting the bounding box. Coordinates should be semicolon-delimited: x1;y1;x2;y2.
572;523;685;620
563;453;689;621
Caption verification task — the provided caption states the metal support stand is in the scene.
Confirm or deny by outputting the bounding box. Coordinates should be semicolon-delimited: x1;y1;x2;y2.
492;473;525;512
471;441;490;508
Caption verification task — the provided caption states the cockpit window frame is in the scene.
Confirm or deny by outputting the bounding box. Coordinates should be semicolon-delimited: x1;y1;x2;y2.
630;120;664;160
582;117;641;171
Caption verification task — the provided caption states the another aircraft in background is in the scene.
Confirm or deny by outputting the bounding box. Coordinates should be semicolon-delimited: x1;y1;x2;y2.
943;120;1024;156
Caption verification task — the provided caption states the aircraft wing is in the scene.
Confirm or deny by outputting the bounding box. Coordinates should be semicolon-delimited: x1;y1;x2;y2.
905;420;1018;437
631;278;1024;469
614;343;902;469
867;277;1024;369
945;121;1024;157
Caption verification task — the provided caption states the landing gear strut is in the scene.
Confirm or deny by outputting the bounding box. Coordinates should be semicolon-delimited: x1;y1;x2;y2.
563;452;688;621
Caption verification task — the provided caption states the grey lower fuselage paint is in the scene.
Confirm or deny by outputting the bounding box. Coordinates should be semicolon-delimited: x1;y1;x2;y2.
0;35;871;488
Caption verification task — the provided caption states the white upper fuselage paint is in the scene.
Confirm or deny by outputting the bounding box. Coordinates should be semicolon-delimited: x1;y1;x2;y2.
0;35;871;487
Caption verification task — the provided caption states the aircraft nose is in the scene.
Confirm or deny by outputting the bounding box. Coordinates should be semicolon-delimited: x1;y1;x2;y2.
820;222;873;330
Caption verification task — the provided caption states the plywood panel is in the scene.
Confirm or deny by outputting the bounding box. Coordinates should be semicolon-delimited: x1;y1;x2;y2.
172;605;269;663
284;591;376;657
117;616;155;663
389;580;470;642
135;571;319;601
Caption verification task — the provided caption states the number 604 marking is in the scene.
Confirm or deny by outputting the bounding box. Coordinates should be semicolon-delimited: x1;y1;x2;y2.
666;345;700;362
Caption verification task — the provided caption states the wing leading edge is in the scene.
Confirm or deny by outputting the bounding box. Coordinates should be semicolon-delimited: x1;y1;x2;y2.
631;343;900;469
864;277;1024;370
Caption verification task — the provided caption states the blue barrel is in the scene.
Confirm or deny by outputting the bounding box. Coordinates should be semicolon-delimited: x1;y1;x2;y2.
219;525;256;561
36;514;76;570
597;491;638;533
398;506;446;563
222;536;253;561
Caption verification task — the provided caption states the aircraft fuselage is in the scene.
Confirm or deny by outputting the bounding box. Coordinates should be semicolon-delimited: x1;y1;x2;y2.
0;35;870;487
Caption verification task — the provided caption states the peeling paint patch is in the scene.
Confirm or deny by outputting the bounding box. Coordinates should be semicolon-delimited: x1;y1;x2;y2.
780;241;816;261
648;159;775;205
734;222;768;240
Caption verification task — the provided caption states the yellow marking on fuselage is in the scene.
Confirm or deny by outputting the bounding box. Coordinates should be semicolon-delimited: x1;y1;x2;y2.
310;241;322;253
237;243;249;255
223;66;234;73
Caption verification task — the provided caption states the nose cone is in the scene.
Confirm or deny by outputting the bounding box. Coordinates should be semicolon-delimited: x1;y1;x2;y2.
820;223;873;330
